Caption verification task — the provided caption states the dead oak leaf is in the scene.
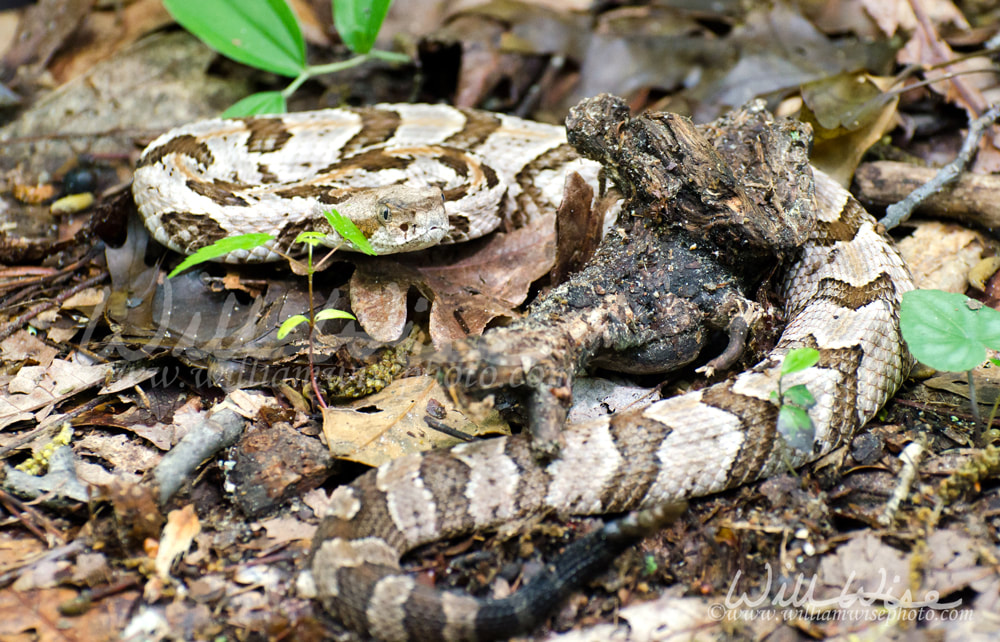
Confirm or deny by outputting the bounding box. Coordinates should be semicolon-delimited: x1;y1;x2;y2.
258;516;316;545
350;214;555;347
321;375;509;468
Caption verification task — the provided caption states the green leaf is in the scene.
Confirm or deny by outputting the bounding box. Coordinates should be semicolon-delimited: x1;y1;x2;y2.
901;289;1000;372
222;91;287;118
333;0;393;54
642;554;658;575
780;347;820;376
163;0;306;77
278;314;310;339
323;209;377;255
777;405;815;452
296;231;328;246
315;308;356;322
783;384;816;409
168;233;274;277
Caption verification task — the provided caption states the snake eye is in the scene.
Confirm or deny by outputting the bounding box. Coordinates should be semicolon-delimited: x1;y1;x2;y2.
379;205;391;223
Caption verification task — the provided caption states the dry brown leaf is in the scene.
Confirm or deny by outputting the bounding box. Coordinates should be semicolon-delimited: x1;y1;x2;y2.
259;516;317;544
48;0;174;84
895;221;989;293
923;530;996;592
75;432;161;476
552;171;599;285
0;330;58;368
435;1;589;108
0;587;91;641
350;214;555;347
321;375;509;467
892;0;997;130
61;286;106;311
696;2;892;121
812;529;986;625
155;504;201;579
802;73;900;186
0;359;112;430
1;0;93;84
71;552;111;587
859;0;918;37
863;0;968;41
287;0;331;48
346;271;409;343
102;480;164;551
0;533;46;576
0;31;247;177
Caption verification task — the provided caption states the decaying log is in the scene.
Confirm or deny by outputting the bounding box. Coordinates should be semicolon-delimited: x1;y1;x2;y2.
855;160;1000;230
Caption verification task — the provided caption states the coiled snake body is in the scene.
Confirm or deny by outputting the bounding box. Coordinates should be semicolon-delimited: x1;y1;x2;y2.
133;104;600;262
133;104;913;641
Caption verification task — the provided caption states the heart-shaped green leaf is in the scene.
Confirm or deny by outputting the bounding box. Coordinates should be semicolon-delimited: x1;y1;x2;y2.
901;289;1000;372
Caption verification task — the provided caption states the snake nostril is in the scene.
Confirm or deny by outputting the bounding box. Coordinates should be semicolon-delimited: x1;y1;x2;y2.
399;223;409;232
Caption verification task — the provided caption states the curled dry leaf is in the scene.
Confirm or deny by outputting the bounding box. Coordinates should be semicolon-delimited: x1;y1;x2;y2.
350;214;555;347
799;73;900;186
155;504;201;579
552;170;601;285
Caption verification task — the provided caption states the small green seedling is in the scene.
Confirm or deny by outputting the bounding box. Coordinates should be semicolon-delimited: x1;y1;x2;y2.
163;0;407;116
771;347;820;453
275;230;356;340
900;289;1000;446
167;208;375;279
167;209;377;407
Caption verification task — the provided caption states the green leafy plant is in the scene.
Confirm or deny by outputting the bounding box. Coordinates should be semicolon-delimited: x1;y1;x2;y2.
900;289;1000;446
771;347;820;453
163;0;407;116
169;209;376;407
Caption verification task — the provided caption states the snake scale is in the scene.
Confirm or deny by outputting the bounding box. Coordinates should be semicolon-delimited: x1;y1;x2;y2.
132;103;914;641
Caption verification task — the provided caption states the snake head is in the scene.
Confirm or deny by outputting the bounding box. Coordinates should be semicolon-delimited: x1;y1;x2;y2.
333;185;448;254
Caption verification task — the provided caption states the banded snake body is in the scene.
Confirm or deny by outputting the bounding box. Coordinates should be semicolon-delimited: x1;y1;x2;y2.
132;103;913;641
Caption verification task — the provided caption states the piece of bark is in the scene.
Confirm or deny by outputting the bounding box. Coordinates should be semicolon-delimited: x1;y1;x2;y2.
227;423;334;517
855;160;1000;229
442;95;815;457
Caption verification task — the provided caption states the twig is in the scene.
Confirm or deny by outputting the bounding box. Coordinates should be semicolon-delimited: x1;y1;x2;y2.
968;369;986;447
881;103;1000;229
0;250;99;295
878;440;925;526
151;407;245;505
0;487;64;544
422;416;474;442
0;540;85;589
0;270;109;342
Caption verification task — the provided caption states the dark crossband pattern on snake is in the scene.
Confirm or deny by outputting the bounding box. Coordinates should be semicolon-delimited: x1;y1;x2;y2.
132;103;913;641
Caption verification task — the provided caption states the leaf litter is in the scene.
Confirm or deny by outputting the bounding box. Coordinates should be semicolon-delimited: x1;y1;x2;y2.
0;0;999;639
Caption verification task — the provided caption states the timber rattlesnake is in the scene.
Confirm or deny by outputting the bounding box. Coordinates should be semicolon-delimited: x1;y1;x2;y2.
133;104;603;262
132;104;913;641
